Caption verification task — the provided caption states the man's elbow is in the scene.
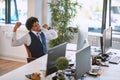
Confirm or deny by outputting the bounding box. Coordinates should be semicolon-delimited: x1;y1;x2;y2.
54;35;58;39
52;34;58;39
11;40;18;47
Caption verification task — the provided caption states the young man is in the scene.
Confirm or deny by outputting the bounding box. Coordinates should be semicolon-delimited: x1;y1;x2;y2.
12;17;58;58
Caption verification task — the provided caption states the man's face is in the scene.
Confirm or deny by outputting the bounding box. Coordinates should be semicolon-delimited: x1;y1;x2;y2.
31;22;41;32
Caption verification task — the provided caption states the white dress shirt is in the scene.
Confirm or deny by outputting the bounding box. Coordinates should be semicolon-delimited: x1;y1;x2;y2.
12;28;58;46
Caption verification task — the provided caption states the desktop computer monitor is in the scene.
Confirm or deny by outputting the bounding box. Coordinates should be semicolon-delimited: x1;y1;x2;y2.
46;42;67;76
77;26;89;50
102;27;112;54
75;45;91;79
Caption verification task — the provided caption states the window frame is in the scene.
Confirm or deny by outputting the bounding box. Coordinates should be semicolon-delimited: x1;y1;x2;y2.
1;0;24;24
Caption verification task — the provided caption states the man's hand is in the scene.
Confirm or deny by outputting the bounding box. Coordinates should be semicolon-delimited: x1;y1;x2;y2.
42;24;49;29
13;22;22;32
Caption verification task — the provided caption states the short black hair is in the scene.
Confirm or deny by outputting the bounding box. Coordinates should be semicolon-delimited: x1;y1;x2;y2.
25;17;39;30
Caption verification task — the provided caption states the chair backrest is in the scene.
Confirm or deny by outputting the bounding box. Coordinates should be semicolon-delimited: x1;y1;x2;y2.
24;44;36;63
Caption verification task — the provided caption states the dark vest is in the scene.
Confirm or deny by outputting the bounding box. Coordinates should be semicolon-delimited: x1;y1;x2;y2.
27;32;44;58
40;32;47;54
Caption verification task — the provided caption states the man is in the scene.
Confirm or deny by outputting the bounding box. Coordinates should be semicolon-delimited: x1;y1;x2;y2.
12;16;58;58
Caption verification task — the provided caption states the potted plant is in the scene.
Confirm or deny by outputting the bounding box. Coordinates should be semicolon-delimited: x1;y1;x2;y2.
52;57;69;80
48;0;79;47
56;57;69;70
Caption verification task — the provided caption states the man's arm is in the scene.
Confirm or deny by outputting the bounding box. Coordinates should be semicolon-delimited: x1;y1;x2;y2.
42;24;58;40
11;22;29;46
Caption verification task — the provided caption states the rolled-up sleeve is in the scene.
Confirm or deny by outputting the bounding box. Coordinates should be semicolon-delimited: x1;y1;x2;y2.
11;32;29;46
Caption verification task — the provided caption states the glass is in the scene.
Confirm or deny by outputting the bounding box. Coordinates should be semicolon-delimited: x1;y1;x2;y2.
0;0;27;24
71;0;103;33
111;0;120;33
11;0;27;24
0;0;5;23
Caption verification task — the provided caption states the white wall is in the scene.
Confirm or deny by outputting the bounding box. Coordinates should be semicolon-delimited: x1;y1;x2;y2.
0;25;28;62
0;0;47;62
0;26;1;53
27;0;47;25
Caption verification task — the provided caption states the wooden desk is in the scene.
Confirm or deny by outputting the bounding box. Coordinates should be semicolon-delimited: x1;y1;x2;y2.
0;45;120;80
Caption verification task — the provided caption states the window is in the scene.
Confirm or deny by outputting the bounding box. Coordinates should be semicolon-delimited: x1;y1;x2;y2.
0;0;5;23
47;0;120;34
0;0;27;24
71;0;104;33
111;0;120;33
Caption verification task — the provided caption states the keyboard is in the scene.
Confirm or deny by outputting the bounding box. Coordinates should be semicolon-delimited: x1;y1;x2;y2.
109;56;120;64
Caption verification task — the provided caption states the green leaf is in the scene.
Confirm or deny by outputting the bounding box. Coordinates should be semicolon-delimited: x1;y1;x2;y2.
55;57;69;70
48;0;79;47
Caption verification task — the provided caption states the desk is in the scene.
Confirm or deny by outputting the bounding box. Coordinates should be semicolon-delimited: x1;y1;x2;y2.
0;43;77;80
86;48;120;80
0;44;120;80
0;55;49;80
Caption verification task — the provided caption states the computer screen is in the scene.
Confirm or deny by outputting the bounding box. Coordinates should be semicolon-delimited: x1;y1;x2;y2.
77;26;89;50
102;27;112;54
46;42;67;76
75;45;91;79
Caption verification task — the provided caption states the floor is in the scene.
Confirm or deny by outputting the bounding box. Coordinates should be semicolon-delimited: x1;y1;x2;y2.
0;59;26;76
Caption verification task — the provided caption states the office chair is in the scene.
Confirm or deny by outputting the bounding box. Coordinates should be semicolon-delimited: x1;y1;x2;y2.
24;44;36;63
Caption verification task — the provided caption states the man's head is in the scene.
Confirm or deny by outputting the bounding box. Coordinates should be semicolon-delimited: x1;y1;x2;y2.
25;17;41;32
